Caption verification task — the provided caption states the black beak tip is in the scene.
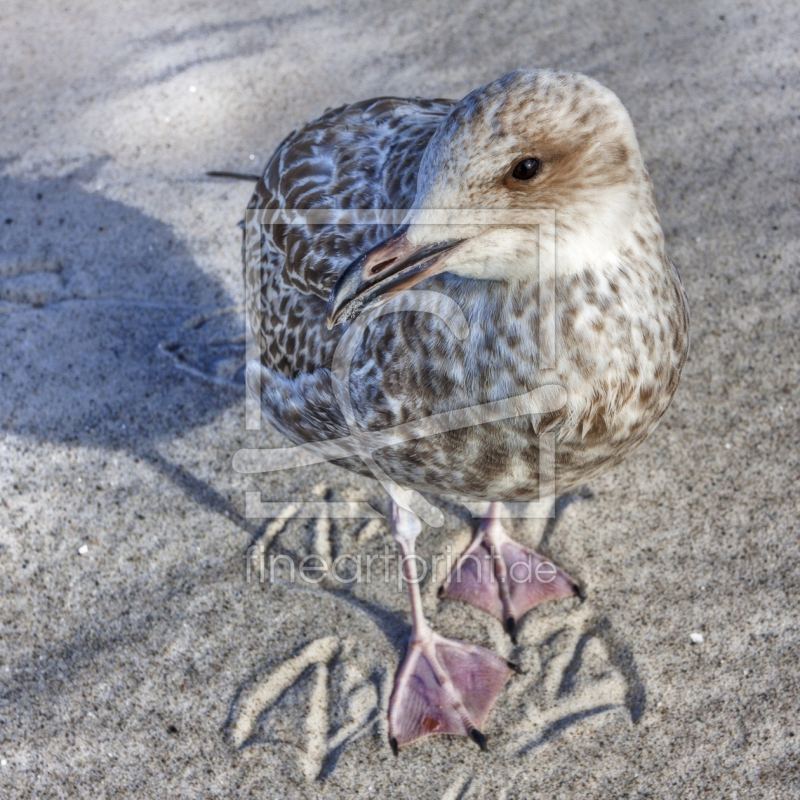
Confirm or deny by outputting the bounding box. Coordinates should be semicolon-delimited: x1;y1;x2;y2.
326;253;368;328
325;299;353;330
325;291;338;329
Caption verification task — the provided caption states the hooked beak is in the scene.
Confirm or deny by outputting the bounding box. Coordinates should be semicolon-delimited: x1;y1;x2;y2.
326;224;464;328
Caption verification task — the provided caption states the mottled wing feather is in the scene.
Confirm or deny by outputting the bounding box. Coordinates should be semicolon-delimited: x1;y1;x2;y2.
244;96;455;376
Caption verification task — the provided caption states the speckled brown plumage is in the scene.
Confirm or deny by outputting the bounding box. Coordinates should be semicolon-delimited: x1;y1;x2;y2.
243;70;689;501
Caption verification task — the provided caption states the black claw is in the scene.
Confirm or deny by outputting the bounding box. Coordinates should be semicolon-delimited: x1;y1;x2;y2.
437;584;445;598
389;737;399;756
507;660;524;674
469;728;488;751
505;615;517;643
573;582;587;601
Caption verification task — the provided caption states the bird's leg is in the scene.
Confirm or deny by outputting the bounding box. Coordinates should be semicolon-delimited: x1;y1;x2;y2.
387;501;516;753
441;502;580;642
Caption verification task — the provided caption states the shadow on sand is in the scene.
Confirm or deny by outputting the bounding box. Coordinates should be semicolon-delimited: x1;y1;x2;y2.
0;161;261;534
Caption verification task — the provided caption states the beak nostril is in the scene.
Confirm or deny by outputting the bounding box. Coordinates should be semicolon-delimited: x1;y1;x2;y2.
370;257;397;275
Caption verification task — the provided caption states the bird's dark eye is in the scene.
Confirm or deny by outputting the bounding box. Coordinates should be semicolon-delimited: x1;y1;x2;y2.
512;157;541;181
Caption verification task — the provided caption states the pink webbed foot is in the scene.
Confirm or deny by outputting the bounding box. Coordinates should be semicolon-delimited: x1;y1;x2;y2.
441;503;580;642
387;500;517;753
388;628;517;753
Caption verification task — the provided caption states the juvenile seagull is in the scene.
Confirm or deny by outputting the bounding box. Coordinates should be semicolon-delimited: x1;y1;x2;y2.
242;70;689;752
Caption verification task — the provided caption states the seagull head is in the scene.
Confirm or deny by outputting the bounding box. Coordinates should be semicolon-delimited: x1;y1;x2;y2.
327;69;658;328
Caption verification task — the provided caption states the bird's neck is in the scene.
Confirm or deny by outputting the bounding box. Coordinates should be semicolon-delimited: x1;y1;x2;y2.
552;185;665;281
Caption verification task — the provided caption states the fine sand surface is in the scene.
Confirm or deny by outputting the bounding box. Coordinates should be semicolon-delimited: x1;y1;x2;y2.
1;1;798;797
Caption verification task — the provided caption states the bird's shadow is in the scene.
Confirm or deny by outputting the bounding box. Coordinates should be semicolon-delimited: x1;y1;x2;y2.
0;160;261;534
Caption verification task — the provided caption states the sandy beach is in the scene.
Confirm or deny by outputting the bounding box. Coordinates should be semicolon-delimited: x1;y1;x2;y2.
1;1;798;797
